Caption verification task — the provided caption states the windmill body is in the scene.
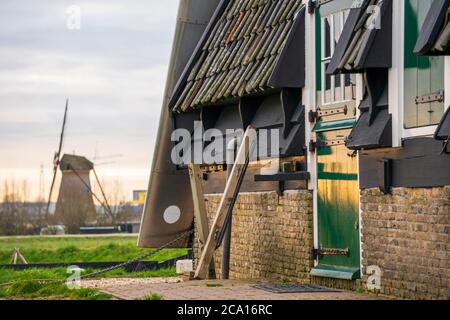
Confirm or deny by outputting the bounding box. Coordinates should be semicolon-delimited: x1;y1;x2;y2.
54;154;97;233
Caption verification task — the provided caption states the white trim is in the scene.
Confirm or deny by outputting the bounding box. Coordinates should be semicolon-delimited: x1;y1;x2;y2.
357;154;363;276
303;1;319;258
446;57;450;109
389;0;404;147
402;126;438;139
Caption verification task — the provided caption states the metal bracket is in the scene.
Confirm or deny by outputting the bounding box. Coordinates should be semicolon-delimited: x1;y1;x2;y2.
309;105;348;123
308;0;316;14
415;90;444;104
201;164;225;173
378;158;393;195
312;247;350;260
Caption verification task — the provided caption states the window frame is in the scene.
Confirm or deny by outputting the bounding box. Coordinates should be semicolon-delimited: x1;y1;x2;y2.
320;10;353;107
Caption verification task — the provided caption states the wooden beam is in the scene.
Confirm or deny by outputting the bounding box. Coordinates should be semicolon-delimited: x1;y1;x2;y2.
194;126;257;279
188;163;216;278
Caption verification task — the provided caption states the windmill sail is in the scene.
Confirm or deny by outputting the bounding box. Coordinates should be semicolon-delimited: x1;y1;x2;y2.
46;99;69;217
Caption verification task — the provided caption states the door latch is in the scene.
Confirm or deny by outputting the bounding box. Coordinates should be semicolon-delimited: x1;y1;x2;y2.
312;247;350;260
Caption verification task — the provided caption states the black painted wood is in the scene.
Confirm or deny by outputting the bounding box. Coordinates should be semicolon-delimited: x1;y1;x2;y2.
254;172;310;182
203;166;308;194
359;137;450;188
0;253;192;272
414;0;450;56
268;7;306;88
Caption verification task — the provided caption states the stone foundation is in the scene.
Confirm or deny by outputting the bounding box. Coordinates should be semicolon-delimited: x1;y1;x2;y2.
360;187;450;300
194;190;313;282
193;187;449;300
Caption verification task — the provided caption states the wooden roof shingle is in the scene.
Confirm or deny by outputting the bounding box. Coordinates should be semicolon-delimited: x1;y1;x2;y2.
172;0;304;113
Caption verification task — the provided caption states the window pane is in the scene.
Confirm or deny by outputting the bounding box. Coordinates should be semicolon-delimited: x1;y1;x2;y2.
324;17;331;58
334;74;342;102
324;62;332;104
344;73;355;101
333;12;342;53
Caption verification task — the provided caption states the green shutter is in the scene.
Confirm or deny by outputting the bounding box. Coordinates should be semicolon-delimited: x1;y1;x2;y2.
404;0;445;129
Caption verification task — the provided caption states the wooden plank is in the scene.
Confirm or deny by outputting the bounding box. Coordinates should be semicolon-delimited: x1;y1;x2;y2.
188;164;216;278
194;126;257;279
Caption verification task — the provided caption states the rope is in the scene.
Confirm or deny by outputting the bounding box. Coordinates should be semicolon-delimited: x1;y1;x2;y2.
69;166;113;218
92;168;115;220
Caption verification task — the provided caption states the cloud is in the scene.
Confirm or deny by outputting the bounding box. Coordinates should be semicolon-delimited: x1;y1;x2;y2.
0;0;179;200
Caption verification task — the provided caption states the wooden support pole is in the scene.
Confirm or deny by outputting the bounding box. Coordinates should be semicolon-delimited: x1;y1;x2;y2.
188;163;216;278
17;249;28;264
11;249;18;265
10;248;28;265
194;127;256;279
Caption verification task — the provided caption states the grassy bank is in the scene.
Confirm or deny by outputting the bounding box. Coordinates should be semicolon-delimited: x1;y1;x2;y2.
0;235;188;264
0;267;177;300
0;235;183;299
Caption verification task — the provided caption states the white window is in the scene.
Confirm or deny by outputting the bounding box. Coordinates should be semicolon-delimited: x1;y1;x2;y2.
320;10;355;107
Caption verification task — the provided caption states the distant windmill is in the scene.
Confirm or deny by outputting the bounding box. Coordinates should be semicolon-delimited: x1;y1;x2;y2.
54;154;97;232
45;100;114;233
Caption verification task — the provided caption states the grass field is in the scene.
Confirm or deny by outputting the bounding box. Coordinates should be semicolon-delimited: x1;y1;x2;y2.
0;235;187;300
0;235;188;264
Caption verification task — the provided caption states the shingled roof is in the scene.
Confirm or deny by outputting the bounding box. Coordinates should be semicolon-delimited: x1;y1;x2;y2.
171;0;305;113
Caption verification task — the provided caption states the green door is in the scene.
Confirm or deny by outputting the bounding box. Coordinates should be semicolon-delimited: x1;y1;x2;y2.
311;1;360;280
314;128;360;279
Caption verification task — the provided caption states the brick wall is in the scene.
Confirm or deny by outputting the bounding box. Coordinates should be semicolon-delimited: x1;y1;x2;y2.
360;187;450;300
194;190;313;282
193;187;449;300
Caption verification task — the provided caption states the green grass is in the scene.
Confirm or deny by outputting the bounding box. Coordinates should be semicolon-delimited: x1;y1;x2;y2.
0;235;184;300
0;235;188;264
0;268;111;300
138;294;164;300
0;266;178;300
206;283;224;288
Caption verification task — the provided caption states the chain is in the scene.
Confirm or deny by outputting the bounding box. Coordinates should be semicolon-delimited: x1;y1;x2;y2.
75;229;194;281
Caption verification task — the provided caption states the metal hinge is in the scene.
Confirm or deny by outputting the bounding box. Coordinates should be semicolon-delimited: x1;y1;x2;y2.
415;90;444;104
309;105;348;122
309;138;347;152
312;247;350;260
308;0;316;14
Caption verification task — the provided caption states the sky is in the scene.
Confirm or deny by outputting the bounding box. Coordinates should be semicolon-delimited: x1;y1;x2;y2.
0;0;179;202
